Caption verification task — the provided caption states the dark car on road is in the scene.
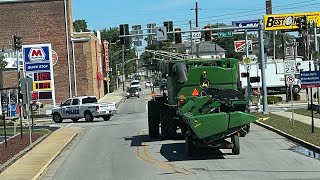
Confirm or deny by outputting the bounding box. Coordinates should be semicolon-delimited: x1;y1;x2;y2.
126;87;140;99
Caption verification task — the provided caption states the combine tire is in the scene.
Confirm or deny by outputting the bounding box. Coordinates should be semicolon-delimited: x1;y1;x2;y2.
185;135;193;156
231;135;240;155
160;109;177;140
148;101;159;138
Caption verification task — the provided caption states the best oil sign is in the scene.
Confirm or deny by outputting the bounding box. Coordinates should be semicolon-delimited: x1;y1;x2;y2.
264;12;320;31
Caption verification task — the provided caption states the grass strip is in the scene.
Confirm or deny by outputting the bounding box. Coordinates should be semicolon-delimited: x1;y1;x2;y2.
0;128;50;135
253;112;320;147
286;108;320;119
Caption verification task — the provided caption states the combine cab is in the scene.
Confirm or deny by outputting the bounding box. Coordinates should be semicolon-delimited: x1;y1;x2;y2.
147;58;257;156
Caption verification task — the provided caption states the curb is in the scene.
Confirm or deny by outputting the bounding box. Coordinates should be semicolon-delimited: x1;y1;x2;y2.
254;121;320;154
0;131;52;173
31;130;79;180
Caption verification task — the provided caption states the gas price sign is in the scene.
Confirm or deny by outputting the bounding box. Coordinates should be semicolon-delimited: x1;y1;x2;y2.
34;72;51;81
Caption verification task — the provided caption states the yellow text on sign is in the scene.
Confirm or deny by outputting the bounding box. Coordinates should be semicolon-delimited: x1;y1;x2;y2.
264;12;320;31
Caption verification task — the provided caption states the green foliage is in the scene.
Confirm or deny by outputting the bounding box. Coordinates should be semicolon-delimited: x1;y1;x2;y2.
267;96;283;104
73;19;90;32
0;56;8;69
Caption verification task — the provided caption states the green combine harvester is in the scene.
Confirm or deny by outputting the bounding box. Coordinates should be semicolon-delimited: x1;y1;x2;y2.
147;58;258;156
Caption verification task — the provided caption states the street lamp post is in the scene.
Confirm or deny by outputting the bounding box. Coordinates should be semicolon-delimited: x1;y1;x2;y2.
122;44;125;91
70;37;90;97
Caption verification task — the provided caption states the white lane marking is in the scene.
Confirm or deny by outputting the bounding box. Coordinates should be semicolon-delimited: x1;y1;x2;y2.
66;123;74;128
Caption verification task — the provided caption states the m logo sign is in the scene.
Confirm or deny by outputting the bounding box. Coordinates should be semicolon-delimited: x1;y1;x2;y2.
28;48;46;61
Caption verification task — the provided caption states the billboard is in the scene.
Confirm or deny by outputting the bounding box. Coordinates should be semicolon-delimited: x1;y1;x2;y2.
232;20;259;28
264;12;320;31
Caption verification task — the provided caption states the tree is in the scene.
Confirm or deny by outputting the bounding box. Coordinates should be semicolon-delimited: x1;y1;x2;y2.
73;20;90;32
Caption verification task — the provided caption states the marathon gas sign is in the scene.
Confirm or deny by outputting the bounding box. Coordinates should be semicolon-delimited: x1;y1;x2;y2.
264;12;320;31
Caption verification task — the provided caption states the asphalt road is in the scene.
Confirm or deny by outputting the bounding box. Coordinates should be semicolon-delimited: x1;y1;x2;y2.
40;87;320;180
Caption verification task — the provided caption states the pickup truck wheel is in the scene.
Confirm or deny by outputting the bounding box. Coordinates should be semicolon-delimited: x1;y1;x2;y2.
52;113;63;123
231;135;240;155
103;115;111;121
84;111;94;122
71;118;79;123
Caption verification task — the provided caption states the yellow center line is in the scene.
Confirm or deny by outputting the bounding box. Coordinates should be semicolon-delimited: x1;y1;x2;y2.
135;129;195;175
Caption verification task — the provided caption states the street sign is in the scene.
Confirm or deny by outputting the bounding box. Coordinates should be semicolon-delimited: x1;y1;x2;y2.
156;26;167;41
284;59;296;75
193;39;201;44
234;40;253;52
192;32;201;40
232;20;259;28
286;75;295;85
218;32;233;38
300;71;320;88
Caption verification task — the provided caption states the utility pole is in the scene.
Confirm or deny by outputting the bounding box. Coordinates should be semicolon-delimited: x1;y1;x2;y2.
191;0;200;58
122;44;125;91
189;20;193;55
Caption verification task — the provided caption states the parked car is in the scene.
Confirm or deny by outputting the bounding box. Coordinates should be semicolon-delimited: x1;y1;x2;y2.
145;80;153;88
126;87;140;99
130;80;141;91
51;96;117;123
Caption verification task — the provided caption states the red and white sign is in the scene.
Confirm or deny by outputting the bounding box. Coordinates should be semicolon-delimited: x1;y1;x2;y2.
103;41;109;72
286;75;295;85
234;40;253;52
52;50;58;66
29;48;46;61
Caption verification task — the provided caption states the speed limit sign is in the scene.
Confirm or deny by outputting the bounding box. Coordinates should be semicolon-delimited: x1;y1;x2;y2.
284;60;296;75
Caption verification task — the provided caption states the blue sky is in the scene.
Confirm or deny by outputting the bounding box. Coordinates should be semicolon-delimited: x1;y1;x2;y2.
72;0;320;31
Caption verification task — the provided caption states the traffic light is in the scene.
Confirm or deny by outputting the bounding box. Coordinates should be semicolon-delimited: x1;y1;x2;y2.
297;16;307;34
204;26;212;41
13;34;22;50
164;21;174;42
174;28;182;44
119;24;129;44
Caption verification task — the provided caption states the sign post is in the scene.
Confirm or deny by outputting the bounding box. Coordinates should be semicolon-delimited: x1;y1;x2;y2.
287;75;295;126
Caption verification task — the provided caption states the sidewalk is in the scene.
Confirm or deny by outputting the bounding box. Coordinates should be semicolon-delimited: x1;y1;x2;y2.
98;83;129;107
0;128;80;180
272;111;320;128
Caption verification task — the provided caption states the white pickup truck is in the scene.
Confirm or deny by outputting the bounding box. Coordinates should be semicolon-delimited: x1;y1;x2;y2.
51;96;117;123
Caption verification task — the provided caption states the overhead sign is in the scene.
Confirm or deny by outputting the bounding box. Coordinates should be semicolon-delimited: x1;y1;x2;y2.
192;32;201;40
156;26;167;41
286;75;295;85
103;41;109;72
264;12;320;31
22;44;56;104
284;59;296;75
234;40;253;52
300;71;320;89
232;19;259;28
218;32;233;38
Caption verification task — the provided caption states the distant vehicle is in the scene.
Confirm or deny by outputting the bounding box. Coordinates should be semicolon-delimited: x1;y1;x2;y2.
145;80;153;88
126;87;140;99
160;79;167;90
133;75;141;80
239;59;314;94
51;96;117;123
130;80;141;91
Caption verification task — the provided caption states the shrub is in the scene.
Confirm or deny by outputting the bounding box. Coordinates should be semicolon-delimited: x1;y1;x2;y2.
267;96;283;104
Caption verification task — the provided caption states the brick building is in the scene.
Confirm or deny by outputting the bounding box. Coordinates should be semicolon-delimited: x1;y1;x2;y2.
0;0;104;104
